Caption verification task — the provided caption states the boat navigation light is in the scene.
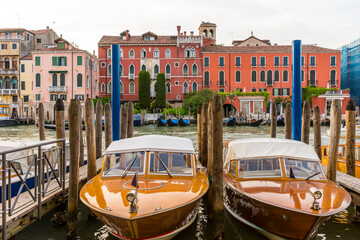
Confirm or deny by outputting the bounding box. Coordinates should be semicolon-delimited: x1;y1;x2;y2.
309;187;322;210
126;190;138;213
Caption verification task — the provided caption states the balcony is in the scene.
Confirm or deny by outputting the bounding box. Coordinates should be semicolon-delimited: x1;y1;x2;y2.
165;73;171;80
129;74;135;80
48;86;67;92
152;73;158;79
266;80;274;87
0;69;18;75
309;80;318;87
0;89;18;95
329;80;338;87
0;35;24;41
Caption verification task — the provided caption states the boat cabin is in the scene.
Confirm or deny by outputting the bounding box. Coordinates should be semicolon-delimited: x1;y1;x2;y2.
0;103;10;120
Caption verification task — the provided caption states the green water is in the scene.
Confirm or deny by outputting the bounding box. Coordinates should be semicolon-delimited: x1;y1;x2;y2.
1;124;358;240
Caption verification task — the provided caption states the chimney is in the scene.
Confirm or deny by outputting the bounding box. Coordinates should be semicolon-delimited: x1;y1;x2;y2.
93;50;95;56
190;31;194;37
274;43;277;46
46;26;49;30
184;31;187;36
126;30;129;40
181;33;183;36
177;26;181;36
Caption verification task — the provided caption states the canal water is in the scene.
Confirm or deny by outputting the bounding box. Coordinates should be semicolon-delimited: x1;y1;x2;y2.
1;124;359;239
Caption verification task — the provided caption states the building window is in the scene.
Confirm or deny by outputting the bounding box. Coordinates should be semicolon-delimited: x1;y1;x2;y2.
185;48;190;58
141;65;146;71
273;88;280;96
260;57;266;67
330;56;336;67
35;56;41;66
35;94;41;101
174;62;179;67
274;56;280;67
36;38;41;43
330;70;336;85
141;49;146;58
107;82;112;93
101;83;105;93
120;48;123;58
235;57;241;67
35;73;41;87
12;43;17;50
120;64;123;76
283;70;288;82
75;94;84;101
77;73;83;87
204;57;209;67
59;94;67;101
183;64;188;75
192;81;198;92
166;82;171;93
20;64;25;72
183;82;189;93
165;49;171;58
50;94;58;101
259;70;265;82
60;73;65;86
252;88;257;92
219;57;224;67
108;64;111;75
252;70;257;82
166;64;171;74
310;70;316;85
310;56;316;67
1;44;8;50
129;64;135;74
219;89;225;93
235;71;241;83
52;56;66;66
192;64;198;75
77;56;83;66
23;95;29;102
190;48;196;58
21;81;25;90
58;42;65;50
107;49;111;58
153;48;159;58
120;82;124;93
52;74;57;86
301;56;305;67
267;70;273;85
204;71;210;87
274;70;280;82
219;71;225;86
283;56;288;67
101;62;106;68
251;57;257;67
129;49;135;58
283;88;290;96
129;82;135;93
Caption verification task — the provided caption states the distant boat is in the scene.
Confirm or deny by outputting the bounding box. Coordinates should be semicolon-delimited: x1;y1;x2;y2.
0;103;19;127
321;118;330;126
156;118;166;127
167;118;179;126
179;118;190;126
225;117;236;126
133;114;142;126
237;119;263;127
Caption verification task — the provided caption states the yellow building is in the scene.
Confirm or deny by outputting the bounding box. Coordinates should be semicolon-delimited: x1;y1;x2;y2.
20;54;33;117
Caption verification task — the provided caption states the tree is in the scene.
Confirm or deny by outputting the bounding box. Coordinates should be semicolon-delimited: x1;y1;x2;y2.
154;73;166;108
138;70;151;109
182;89;217;117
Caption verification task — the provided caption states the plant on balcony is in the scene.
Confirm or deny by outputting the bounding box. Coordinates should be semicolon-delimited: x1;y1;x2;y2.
302;86;338;105
154;73;166;109
219;89;271;106
138;70;151;109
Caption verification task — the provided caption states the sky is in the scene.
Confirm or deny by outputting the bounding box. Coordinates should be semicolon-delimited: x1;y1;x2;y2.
2;0;360;54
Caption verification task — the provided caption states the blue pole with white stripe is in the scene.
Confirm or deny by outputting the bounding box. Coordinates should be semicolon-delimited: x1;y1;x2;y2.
292;40;302;141
111;44;121;141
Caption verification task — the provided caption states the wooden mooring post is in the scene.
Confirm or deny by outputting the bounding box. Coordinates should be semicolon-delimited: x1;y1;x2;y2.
200;103;208;167
270;102;276;138
313;105;322;160
105;103;112;149
121;104;128;139
67;99;81;240
301;100;311;144
38;103;45;140
95;100;103;159
326;99;342;181
207;100;214;220
127;101;134;138
197;106;201;161
55;99;66;197
79;117;84;166
284;103;292;139
345;100;356;177
85;99;97;181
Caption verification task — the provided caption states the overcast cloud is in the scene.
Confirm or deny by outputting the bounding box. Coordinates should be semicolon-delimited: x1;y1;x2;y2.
2;0;359;54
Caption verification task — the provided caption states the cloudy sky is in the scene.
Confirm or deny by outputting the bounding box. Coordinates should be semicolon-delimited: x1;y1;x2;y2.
3;0;359;54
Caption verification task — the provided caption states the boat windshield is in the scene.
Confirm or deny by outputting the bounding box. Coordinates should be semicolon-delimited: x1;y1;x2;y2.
103;152;145;177
284;158;325;180
237;158;282;178
149;152;193;176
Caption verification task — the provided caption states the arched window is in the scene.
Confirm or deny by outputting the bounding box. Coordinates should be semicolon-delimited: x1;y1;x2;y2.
192;64;198;75
166;82;171;93
183;82;189;93
108;64;111;75
120;64;123;76
185;48;190;58
183;64;188;75
129;49;135;58
330;70;336;85
209;29;214;37
190;48;196;58
129;64;135;74
35;73;41;87
165;49;171;58
60;73;65;86
235;71;241;83
203;29;208;37
310;70;316;85
219;71;225;86
204;71;210;87
302;70;305;82
120;48;123;59
153;48;159;58
141;49;146;58
107;48;111;58
120;81;124;93
252;70;257;82
108;82;111;93
4;57;10;69
52;74;57;86
260;70;265;82
192;81;198;92
274;70;279;82
77;73;83;87
154;64;159;74
11;77;17;89
129;82;135;93
101;83;105;93
4;77;10;89
267;70;273;85
283;70;288;82
166;64;171;74
141;64;146;71
0;77;2;89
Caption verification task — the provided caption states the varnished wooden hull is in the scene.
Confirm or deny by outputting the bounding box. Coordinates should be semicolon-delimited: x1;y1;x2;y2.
224;182;329;240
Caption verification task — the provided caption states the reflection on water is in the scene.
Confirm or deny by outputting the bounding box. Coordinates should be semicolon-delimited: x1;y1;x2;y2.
2;124;357;239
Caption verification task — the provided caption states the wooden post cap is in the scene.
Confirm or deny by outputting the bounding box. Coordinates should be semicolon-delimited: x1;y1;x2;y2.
346;99;356;111
55;99;64;111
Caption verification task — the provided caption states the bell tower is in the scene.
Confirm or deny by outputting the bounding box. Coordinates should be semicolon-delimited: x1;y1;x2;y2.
199;21;217;46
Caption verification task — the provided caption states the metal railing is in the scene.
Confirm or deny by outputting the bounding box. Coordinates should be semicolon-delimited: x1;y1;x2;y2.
48;86;67;92
1;139;66;240
309;80;318;86
0;35;24;41
329;79;338;86
0;89;18;95
165;73;171;79
0;69;18;75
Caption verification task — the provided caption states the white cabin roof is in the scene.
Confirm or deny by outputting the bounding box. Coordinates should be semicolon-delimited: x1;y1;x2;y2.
104;135;195;154
224;138;320;167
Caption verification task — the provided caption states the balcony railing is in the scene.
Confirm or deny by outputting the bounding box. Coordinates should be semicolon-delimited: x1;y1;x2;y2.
0;69;18;75
266;80;273;87
129;74;135;80
329;80;338;87
165;73;171;80
152;73;158;79
48;86;67;93
0;89;18;95
309;80;318;87
0;35;24;40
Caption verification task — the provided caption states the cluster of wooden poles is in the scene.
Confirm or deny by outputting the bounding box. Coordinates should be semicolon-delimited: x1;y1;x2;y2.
196;97;358;239
37;98;134;240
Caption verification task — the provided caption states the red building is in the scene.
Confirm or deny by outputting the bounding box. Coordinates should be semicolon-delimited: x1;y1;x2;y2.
98;22;216;105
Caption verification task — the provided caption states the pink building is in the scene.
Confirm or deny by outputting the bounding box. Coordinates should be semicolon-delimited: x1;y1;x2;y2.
32;37;99;120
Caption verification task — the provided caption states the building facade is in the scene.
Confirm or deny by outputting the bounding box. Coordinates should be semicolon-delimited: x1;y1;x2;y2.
20;54;33;117
32;37;99;121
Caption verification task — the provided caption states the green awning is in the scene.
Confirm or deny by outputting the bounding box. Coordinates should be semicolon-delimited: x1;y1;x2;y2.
49;71;68;73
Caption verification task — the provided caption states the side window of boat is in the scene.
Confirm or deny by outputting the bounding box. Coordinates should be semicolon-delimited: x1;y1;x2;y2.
238;158;282;178
229;161;237;177
103;152;145;176
284;159;325;180
149;152;193;176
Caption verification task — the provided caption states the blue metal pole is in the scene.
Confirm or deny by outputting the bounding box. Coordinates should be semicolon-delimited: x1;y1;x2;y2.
111;45;121;141
292;40;302;141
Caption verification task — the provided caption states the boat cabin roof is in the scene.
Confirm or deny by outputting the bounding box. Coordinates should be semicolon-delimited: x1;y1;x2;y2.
104;135;195;154
224;138;320;167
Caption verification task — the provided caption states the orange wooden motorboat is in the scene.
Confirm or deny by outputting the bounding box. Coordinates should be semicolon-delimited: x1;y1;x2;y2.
223;138;351;240
80;135;209;240
321;144;360;178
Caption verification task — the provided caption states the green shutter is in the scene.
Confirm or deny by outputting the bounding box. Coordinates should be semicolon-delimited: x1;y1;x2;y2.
35;57;40;66
58;42;65;50
64;57;67;66
77;56;82;66
52;57;58;66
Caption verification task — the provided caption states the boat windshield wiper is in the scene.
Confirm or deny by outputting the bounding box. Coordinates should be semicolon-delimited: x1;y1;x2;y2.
157;156;172;178
306;172;321;181
122;154;139;178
